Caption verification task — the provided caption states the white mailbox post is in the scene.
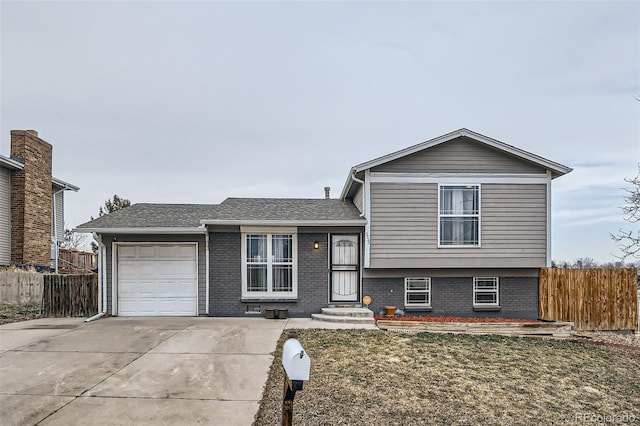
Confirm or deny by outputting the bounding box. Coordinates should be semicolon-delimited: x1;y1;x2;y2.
281;332;311;426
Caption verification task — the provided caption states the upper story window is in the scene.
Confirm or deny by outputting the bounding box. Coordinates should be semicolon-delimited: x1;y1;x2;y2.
242;229;297;299
439;184;480;246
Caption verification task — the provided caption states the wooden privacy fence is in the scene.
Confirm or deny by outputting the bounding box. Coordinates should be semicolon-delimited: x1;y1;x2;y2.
42;274;98;317
539;268;638;331
58;249;98;274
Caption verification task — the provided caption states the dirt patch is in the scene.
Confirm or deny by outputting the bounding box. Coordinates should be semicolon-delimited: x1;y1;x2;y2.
0;303;41;325
255;329;640;425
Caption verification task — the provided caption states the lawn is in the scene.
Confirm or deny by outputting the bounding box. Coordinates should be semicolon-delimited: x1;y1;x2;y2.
255;329;640;425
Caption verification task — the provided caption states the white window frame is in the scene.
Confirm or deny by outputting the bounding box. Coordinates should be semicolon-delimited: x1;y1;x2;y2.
473;277;499;307
438;184;481;247
404;277;431;308
241;227;297;299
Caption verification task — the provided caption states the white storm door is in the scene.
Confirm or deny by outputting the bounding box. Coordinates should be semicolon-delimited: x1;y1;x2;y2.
330;235;359;302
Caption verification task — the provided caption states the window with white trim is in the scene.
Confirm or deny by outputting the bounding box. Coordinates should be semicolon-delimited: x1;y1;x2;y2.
242;231;297;299
473;277;499;306
405;277;431;307
439;185;480;246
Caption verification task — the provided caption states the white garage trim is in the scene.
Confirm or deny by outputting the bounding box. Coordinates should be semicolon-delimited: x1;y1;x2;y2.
113;242;199;316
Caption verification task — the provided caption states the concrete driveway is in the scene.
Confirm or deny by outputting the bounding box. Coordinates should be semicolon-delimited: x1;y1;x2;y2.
0;317;290;425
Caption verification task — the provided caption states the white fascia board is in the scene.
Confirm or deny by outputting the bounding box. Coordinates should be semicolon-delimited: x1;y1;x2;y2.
73;227;207;234
339;167;358;200
52;177;80;192
370;172;549;185
201;219;367;227
351;128;573;177
0;155;25;170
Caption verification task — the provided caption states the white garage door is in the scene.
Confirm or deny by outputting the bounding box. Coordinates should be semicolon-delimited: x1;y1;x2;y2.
117;244;198;316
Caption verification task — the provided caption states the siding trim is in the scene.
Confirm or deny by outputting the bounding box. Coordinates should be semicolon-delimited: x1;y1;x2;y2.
364;169;371;268
370;172;548;185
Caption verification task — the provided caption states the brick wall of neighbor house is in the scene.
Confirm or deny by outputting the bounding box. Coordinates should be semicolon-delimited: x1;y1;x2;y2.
363;276;539;319
10;130;53;266
209;231;330;316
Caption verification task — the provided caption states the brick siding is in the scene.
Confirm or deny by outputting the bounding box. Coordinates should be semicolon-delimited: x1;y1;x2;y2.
364;275;539;319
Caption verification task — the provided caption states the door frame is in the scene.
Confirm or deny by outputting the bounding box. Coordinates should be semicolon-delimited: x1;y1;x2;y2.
328;233;361;304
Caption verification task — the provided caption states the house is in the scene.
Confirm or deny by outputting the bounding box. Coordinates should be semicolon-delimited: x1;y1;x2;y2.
75;128;571;318
0;130;80;270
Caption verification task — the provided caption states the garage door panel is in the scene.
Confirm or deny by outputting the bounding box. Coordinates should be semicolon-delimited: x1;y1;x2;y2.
117;244;197;316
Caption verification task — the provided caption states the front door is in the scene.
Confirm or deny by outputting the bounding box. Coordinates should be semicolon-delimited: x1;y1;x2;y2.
330;234;360;303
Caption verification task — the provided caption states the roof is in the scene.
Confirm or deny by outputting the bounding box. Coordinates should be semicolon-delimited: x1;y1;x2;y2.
75;198;365;233
200;198;365;225
340;128;573;199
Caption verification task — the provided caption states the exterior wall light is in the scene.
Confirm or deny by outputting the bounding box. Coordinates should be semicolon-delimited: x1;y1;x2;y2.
313;241;319;249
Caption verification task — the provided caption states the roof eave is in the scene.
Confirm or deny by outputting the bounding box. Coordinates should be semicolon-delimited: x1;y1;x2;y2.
349;128;572;178
0;155;25;170
74;227;206;234
52;177;80;192
201;219;367;227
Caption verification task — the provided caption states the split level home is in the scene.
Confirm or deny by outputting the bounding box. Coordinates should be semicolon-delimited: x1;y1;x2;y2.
76;128;571;319
0;130;79;271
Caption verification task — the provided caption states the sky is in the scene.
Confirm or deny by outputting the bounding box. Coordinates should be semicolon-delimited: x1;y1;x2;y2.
1;0;638;264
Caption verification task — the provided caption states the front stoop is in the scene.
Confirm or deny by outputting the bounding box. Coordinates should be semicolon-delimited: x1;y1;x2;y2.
311;307;376;325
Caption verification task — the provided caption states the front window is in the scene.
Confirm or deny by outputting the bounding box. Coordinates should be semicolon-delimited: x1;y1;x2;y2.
473;277;499;306
439;185;480;246
405;277;431;307
242;231;297;298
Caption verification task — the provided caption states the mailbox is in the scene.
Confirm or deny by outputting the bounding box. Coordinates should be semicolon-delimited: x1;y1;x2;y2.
282;338;310;381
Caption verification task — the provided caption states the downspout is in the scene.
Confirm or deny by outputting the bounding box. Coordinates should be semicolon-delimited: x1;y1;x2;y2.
51;188;65;273
350;173;365;217
205;230;210;316
85;233;107;322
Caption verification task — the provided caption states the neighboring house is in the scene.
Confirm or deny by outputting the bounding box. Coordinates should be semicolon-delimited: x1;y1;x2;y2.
0;130;79;270
76;128;571;318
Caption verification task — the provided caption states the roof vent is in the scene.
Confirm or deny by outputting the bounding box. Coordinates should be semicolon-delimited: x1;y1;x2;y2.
324;187;330;199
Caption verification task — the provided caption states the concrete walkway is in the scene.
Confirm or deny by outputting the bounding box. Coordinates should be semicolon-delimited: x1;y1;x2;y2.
0;316;375;425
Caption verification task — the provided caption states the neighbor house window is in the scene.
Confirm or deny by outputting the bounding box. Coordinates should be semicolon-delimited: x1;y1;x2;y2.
242;229;297;299
405;277;431;307
439;185;480;246
473;277;499;306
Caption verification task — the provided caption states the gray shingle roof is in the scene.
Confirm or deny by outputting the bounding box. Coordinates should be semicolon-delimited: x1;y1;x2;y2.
205;198;363;221
75;204;219;229
75;198;363;230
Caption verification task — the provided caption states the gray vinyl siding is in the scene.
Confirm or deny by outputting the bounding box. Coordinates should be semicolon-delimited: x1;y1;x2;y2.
101;234;207;315
369;182;547;268
51;191;64;243
353;185;364;214
0;168;11;265
372;137;547;174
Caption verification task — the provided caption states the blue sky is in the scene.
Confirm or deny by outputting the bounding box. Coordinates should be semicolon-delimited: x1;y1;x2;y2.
1;0;638;264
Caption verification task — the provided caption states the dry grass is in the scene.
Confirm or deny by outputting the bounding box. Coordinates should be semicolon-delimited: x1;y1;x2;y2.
0;303;41;325
255;330;640;425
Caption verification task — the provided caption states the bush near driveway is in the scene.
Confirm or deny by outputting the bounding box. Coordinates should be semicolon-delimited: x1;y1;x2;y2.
255;330;640;425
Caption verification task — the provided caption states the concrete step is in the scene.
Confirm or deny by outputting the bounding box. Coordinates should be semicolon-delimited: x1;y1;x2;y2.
311;313;376;325
320;307;374;318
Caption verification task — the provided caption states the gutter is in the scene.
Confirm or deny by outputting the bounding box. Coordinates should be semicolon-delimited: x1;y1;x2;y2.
200;219;367;226
74;227;207;234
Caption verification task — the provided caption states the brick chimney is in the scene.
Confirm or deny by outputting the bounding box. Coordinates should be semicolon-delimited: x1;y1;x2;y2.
10;130;53;267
